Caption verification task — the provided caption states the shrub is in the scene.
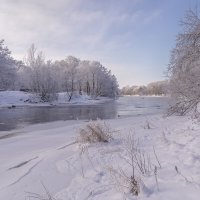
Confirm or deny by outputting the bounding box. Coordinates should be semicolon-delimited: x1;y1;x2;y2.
77;120;113;144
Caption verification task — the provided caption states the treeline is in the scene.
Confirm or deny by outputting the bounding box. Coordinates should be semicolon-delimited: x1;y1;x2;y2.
0;42;119;101
121;80;168;96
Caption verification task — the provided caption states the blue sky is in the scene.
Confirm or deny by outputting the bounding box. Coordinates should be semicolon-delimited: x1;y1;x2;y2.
0;0;198;87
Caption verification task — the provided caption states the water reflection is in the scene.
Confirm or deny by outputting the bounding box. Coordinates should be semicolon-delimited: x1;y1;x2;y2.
0;101;117;131
0;96;170;132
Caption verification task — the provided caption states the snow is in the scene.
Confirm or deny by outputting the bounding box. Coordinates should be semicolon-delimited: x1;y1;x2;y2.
1;114;200;199
0;91;112;108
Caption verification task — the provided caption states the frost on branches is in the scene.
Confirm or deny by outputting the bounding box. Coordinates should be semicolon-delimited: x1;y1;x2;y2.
168;10;200;116
15;44;119;102
0;40;20;90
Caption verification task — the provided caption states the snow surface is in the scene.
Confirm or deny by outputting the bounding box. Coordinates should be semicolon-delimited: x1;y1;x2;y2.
0;91;111;108
1;114;200;199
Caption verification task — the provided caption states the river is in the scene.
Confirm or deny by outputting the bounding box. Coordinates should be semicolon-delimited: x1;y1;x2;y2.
0;96;170;131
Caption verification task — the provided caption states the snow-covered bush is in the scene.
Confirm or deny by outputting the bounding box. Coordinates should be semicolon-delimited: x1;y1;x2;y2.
76;120;113;144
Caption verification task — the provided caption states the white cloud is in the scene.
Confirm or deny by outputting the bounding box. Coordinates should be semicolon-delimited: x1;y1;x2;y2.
0;0;163;86
0;0;161;57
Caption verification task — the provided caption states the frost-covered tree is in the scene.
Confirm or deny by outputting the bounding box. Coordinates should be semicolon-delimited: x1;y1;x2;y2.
0;40;19;90
19;46;119;101
107;74;119;98
23;44;58;101
147;81;168;96
55;56;79;101
78;61;118;98
121;85;134;95
54;58;119;100
168;10;200;115
121;81;168;96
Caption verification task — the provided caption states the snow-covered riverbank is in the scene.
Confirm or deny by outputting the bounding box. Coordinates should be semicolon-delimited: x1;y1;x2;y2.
0;91;112;108
1;114;200;200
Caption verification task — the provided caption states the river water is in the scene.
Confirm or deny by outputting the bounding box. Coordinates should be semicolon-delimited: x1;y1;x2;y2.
0;96;170;131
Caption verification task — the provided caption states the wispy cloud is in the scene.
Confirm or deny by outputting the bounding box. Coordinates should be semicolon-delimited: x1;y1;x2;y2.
0;0;161;59
0;0;165;86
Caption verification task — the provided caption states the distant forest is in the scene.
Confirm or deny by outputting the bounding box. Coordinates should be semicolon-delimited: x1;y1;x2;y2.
121;80;168;96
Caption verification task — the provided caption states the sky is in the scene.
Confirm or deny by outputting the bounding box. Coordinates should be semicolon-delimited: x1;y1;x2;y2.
0;0;198;87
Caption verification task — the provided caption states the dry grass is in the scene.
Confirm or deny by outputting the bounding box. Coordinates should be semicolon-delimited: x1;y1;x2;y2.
109;132;161;197
108;165;140;196
123;134;154;177
108;134;142;196
76;120;114;144
25;183;61;200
